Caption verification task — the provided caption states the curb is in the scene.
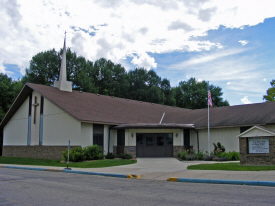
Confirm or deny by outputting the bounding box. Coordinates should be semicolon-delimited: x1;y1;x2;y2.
167;177;275;187
2;166;140;179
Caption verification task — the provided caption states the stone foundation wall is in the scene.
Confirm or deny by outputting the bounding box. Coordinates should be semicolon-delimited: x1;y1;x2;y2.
173;145;193;157
124;146;136;158
2;146;79;160
239;137;275;165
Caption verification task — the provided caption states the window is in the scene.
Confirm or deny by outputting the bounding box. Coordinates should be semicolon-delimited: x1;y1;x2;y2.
93;124;104;147
184;129;190;146
136;134;143;145
117;129;125;146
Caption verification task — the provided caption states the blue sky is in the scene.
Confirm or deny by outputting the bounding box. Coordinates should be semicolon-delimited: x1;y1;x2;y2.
1;0;275;106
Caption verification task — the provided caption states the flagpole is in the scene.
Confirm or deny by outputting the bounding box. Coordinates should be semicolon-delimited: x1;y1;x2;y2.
208;82;210;157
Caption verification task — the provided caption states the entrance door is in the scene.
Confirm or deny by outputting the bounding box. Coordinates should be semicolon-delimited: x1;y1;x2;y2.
136;133;173;157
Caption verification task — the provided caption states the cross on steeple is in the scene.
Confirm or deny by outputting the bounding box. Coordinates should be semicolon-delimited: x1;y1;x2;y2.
32;96;39;124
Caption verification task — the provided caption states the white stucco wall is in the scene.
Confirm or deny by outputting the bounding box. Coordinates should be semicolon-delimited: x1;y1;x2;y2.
197;127;240;153
43;98;81;146
81;123;93;147
125;128;182;146
3;98;29;145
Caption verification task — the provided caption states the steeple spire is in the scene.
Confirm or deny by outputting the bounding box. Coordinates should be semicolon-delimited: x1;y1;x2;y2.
53;31;72;92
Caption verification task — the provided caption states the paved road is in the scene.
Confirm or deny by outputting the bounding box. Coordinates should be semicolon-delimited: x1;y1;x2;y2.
1;168;275;206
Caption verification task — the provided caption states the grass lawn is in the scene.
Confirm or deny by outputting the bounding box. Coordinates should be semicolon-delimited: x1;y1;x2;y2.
0;156;137;168
187;163;275;171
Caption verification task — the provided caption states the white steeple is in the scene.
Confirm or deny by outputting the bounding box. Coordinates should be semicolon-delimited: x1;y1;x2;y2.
53;31;72;92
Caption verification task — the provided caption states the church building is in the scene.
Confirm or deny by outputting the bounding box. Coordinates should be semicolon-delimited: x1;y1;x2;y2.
2;38;275;160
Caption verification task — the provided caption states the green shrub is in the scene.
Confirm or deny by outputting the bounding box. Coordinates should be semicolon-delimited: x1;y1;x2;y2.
213;142;226;157
195;150;204;160
203;154;215;161
62;147;85;162
219;151;240;161
71;147;86;162
117;154;132;159
83;145;103;160
178;150;189;160
229;151;240;161
105;152;115;159
186;154;196;161
190;148;196;155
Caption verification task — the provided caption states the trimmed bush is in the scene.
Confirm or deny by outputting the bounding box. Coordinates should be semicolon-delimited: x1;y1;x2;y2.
105;152;115;159
62;146;85;162
83;145;103;160
117;154;132;159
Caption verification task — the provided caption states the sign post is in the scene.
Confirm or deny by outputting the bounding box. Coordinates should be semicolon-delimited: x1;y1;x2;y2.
64;140;71;170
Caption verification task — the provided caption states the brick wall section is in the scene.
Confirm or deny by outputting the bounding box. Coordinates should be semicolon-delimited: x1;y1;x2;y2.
239;137;275;165
2;146;79;160
124;146;136;158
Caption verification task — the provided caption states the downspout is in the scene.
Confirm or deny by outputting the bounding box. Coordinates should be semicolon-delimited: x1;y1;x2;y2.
108;125;115;154
195;130;199;153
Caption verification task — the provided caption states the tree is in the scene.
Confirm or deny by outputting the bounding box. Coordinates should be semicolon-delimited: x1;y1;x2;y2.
0;74;23;121
174;78;229;109
22;49;60;85
161;78;176;106
263;80;275;102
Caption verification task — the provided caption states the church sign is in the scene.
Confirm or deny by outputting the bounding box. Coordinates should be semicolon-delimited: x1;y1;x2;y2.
248;137;269;154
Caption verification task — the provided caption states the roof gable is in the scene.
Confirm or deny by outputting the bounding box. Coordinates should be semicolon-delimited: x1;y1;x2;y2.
238;126;275;138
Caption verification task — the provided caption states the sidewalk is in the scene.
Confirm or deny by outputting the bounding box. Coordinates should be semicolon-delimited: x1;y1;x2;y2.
1;158;275;184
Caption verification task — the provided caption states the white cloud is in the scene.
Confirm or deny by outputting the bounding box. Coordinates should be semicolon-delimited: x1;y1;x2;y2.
263;78;267;82
0;0;275;77
131;53;157;70
169;48;247;69
241;96;252;104
239;40;248;46
227;82;231;85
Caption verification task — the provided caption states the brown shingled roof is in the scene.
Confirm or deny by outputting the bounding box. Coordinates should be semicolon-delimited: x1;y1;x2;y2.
25;83;188;125
1;83;275;129
163;102;275;129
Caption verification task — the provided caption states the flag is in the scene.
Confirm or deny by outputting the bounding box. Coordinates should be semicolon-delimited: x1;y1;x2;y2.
208;89;213;108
